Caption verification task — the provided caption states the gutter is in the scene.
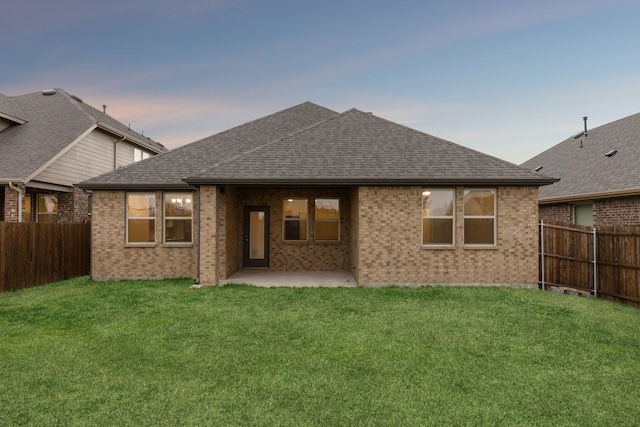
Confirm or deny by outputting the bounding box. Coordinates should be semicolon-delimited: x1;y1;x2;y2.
8;181;23;222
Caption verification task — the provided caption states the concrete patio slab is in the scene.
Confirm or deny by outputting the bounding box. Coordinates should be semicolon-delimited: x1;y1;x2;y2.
219;270;357;288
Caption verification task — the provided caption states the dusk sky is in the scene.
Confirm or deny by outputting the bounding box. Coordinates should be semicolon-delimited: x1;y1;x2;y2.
2;0;639;164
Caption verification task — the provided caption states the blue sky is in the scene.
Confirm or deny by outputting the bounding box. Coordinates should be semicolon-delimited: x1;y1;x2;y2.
2;0;639;164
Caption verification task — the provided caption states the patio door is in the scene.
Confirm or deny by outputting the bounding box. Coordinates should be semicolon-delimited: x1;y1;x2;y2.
243;206;270;268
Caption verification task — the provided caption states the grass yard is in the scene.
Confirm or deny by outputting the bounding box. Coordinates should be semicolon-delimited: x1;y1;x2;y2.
1;278;640;426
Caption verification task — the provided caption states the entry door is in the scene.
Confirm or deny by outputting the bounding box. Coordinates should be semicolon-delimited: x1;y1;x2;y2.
243;206;270;267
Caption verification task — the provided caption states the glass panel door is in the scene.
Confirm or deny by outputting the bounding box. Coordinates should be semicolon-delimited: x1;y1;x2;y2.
243;207;269;267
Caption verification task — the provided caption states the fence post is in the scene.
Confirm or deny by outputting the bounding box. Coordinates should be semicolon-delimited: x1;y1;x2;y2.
540;220;545;290
592;227;598;298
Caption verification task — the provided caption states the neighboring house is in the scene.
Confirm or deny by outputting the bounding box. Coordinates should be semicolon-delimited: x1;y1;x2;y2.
80;102;556;287
0;89;166;223
521;113;640;227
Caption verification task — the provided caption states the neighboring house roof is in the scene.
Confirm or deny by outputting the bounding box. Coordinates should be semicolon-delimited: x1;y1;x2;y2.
0;89;165;183
0;93;27;124
521;112;640;203
81;102;556;190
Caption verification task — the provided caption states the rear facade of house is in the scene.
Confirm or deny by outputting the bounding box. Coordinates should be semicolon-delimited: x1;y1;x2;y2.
81;103;555;287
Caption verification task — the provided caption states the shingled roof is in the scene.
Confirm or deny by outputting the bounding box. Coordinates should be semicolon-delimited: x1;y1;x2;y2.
81;102;556;189
521;112;640;202
0;89;165;183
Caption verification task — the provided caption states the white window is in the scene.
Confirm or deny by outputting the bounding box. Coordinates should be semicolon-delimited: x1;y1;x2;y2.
127;193;155;243
134;148;150;162
315;198;340;242
164;193;193;243
283;198;308;241
422;189;455;245
464;189;496;245
37;194;58;223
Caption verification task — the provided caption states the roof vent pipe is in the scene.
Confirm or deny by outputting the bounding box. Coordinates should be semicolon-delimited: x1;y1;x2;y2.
583;116;588;137
103;105;107;114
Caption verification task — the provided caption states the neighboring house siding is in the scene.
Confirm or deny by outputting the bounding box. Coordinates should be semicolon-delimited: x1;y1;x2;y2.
356;186;539;286
90;190;198;280
36;130;116;187
116;142;135;168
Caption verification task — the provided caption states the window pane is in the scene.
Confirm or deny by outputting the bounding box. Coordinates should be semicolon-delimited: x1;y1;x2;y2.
128;194;155;217
165;219;192;243
464;218;494;245
24;195;32;222
164;194;193;217
316;221;339;241
316;199;339;219
464;190;494;216
423;190;454;216
129;219;155;243
285;219;308;240
423;218;453;245
37;195;58;223
284;199;307;219
574;204;593;226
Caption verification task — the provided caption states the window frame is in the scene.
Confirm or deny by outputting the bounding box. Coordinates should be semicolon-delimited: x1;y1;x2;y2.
283;198;308;242
163;192;194;244
133;148;150;162
126;192;156;245
463;188;497;246
314;198;340;242
422;188;456;246
572;203;593;227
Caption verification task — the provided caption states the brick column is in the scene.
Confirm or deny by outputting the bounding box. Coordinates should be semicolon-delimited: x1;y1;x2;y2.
198;185;218;285
2;183;25;222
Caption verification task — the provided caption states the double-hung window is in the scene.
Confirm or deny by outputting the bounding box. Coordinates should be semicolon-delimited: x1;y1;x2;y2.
464;189;496;245
283;198;308;241
134;148;150;162
164;193;193;243
315;198;340;242
422;189;455;245
127;193;156;243
37;194;58;223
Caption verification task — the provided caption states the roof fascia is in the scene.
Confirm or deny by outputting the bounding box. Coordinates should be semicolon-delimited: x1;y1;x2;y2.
26;181;73;192
95;123;163;154
78;182;191;190
182;177;559;187
540;187;640;204
24;124;98;184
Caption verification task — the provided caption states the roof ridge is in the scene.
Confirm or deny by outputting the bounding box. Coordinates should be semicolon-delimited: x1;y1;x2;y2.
197;105;345;174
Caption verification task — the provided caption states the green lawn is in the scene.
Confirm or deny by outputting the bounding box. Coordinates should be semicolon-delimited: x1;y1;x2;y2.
1;278;639;426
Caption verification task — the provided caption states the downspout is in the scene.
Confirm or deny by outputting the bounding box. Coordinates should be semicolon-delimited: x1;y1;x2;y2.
8;181;23;222
187;184;201;284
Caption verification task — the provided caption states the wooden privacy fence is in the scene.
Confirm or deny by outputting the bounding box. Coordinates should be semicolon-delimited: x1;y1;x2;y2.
540;221;640;305
0;222;90;293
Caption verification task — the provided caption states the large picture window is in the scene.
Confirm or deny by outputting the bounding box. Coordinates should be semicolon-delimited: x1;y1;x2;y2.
164;193;193;243
464;189;496;245
37;194;58;223
127;193;156;243
315;198;340;242
422;189;455;245
283;198;308;241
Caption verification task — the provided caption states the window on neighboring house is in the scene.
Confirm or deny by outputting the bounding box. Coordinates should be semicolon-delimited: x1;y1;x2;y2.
283;198;308;241
127;193;155;243
464;189;496;245
315;198;340;241
164;193;193;243
573;204;593;227
422;189;455;245
37;194;58;223
24;194;32;222
134;148;150;162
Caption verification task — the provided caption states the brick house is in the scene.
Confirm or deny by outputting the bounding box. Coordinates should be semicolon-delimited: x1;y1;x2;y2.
0;89;166;223
521;113;640;227
80;102;556;287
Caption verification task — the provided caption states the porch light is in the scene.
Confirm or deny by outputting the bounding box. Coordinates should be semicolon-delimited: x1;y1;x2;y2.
177;198;183;204
171;198;177;203
287;198;293;202
186;198;192;204
422;191;431;197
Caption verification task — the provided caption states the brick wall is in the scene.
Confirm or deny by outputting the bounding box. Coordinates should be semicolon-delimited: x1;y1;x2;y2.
2;184;23;222
356;186;540;286
594;195;640;226
90;190;198;281
539;203;572;224
58;186;90;223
